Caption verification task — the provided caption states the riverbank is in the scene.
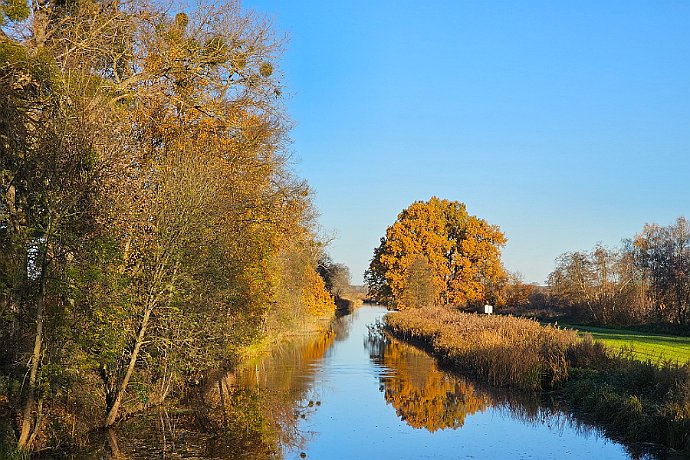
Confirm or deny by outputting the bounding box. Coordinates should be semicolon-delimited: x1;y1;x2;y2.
0;307;338;459
555;323;690;364
0;300;337;458
385;306;690;454
335;293;365;316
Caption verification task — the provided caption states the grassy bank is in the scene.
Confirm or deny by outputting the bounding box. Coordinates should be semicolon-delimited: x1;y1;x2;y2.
560;324;690;364
385;307;690;453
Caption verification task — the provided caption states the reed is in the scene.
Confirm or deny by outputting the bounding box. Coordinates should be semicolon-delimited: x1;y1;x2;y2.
385;306;690;452
385;306;578;390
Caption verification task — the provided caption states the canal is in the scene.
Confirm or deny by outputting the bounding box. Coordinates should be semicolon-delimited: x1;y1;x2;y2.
72;305;661;459
238;305;636;459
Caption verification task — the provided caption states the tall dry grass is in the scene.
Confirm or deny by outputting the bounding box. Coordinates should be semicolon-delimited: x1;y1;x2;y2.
385;305;690;452
385;306;579;390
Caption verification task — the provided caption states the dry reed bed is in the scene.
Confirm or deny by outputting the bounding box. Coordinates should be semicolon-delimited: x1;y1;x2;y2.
385;306;690;452
385;306;579;390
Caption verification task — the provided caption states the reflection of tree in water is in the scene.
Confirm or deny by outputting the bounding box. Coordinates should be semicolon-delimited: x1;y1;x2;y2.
230;330;337;453
367;333;491;431
89;407;277;460
331;313;353;341
366;330;567;433
367;329;667;460
72;330;337;459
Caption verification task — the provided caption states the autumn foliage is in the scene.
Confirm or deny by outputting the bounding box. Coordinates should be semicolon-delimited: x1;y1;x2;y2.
0;0;335;450
366;197;507;309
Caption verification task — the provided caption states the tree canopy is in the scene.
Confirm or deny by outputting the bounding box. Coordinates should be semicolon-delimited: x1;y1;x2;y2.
365;197;507;309
0;0;336;451
545;217;689;327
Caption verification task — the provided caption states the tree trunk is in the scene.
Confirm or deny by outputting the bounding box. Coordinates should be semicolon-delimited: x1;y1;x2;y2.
31;0;51;49
105;257;177;426
104;301;153;427
17;226;51;450
218;380;228;428
106;427;123;459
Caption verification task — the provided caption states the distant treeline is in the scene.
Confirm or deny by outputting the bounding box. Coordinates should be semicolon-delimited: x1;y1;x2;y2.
506;217;689;329
0;0;341;453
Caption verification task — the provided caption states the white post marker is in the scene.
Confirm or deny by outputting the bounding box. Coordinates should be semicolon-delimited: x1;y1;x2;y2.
484;304;493;315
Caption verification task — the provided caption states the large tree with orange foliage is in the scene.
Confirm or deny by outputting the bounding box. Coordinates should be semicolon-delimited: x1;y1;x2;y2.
365;197;507;309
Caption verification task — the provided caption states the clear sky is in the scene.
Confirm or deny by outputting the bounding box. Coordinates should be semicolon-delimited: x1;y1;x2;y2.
243;0;690;284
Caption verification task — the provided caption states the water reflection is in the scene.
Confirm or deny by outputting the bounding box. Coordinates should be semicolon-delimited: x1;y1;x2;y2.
365;322;669;460
63;306;671;459
365;329;592;434
233;330;336;454
367;333;492;431
59;406;277;459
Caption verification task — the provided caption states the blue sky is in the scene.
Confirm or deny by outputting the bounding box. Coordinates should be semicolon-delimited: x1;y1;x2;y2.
243;0;690;284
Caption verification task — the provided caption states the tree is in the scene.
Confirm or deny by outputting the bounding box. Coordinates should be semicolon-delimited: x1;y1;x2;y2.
365;197;507;309
504;272;537;308
547;243;656;325
633;217;690;326
400;254;438;309
1;0;333;449
364;239;393;305
317;254;351;298
1;24;131;446
95;2;305;426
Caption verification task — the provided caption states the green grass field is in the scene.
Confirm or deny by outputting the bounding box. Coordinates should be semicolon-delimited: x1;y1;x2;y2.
560;324;690;364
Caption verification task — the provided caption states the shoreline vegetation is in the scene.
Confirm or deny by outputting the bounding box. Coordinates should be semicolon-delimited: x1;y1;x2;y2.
0;0;360;453
384;306;690;454
334;289;367;315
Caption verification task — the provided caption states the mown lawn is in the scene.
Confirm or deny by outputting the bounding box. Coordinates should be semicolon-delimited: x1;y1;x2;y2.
560;324;690;364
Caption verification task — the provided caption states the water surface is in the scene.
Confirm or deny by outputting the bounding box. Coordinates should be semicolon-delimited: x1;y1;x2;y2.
243;305;638;460
71;305;661;459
